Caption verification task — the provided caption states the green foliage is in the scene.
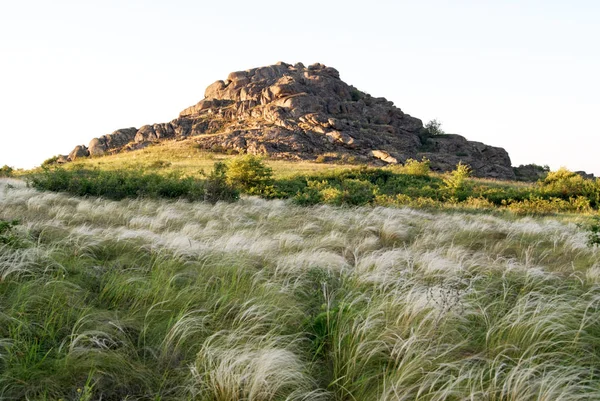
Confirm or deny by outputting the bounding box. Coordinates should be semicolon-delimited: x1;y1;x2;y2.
22;158;600;216
0;219;20;245
28;167;205;201
503;196;572;216
315;179;376;206
543;167;578;184
350;87;362;101
202;162;240;204
443;162;472;195
397;157;430;176
42;156;60;167
225;155;273;193
424;119;445;136
582;215;600;247
0;165;14;177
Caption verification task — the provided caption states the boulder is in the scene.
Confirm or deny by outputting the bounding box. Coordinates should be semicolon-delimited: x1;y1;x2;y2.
371;150;398;164
89;127;138;156
68;145;89;161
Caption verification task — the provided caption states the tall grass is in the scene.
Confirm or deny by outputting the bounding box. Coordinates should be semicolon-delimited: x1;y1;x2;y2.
1;178;600;399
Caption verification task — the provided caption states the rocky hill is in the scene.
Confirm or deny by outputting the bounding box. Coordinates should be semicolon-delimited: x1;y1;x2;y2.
64;62;516;179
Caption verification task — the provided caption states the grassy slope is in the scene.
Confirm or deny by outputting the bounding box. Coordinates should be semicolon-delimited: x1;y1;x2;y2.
1;178;600;400
33;138;527;191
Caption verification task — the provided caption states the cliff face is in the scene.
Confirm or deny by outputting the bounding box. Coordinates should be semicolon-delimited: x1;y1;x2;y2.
65;62;515;179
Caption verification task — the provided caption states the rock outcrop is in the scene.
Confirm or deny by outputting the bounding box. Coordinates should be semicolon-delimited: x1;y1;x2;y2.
64;62;516;179
513;164;550;182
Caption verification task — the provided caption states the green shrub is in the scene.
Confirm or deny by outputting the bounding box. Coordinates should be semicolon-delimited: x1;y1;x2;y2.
503;196;572;216
443;162;471;195
462;196;496;210
397;158;430;176
570;196;592;213
28;168;205;201
0;165;14;177
350;88;362;101
0;219;20;245
42;156;60;167
226;155;273;193
292;178;376;207
583;215;600;247
424;119;445;136
338;179;376;205
202;162;240;204
293;180;324;206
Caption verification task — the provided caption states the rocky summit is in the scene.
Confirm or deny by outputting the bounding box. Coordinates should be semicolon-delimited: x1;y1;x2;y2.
65;62;515;179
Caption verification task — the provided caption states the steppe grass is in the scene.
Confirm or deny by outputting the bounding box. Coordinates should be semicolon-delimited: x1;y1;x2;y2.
1;178;600;400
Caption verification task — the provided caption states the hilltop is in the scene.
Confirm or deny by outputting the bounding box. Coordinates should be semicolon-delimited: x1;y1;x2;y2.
63;62;516;180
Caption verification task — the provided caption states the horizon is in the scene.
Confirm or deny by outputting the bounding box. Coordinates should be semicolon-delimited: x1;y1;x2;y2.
1;1;598;175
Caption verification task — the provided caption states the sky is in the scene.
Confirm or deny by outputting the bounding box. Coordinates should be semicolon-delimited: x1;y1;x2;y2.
1;0;599;175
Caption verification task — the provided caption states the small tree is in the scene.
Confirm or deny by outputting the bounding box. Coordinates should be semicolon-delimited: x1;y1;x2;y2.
226;155;273;193
444;162;471;194
424;119;445;136
202;162;239;203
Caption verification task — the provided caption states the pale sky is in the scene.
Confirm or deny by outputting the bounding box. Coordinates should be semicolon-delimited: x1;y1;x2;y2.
1;0;599;175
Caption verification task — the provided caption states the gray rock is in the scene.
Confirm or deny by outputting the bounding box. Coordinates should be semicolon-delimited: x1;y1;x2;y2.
68;145;89;161
513;164;550;182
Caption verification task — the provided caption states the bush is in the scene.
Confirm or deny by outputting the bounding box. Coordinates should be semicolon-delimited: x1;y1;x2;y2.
0;165;14;177
443;162;471;195
292;178;376;207
503;196;572;216
29;168;205;201
42;156;60;167
226;155;273;193
397;158;430;176
463;196;496;210
424;119;445;136
293;180;324;206
0;219;20;245
202;162;239;204
583;216;600;247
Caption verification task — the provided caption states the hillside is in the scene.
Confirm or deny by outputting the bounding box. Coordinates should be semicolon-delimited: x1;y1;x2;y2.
1;178;600;399
63;62;516;180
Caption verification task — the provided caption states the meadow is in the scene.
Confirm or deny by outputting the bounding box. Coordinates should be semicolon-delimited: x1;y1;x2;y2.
26;149;600;216
1;177;600;400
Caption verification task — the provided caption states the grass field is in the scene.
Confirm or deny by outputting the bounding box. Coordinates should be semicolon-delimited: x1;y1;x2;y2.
1;177;600;400
25;142;600;217
49;139;359;179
